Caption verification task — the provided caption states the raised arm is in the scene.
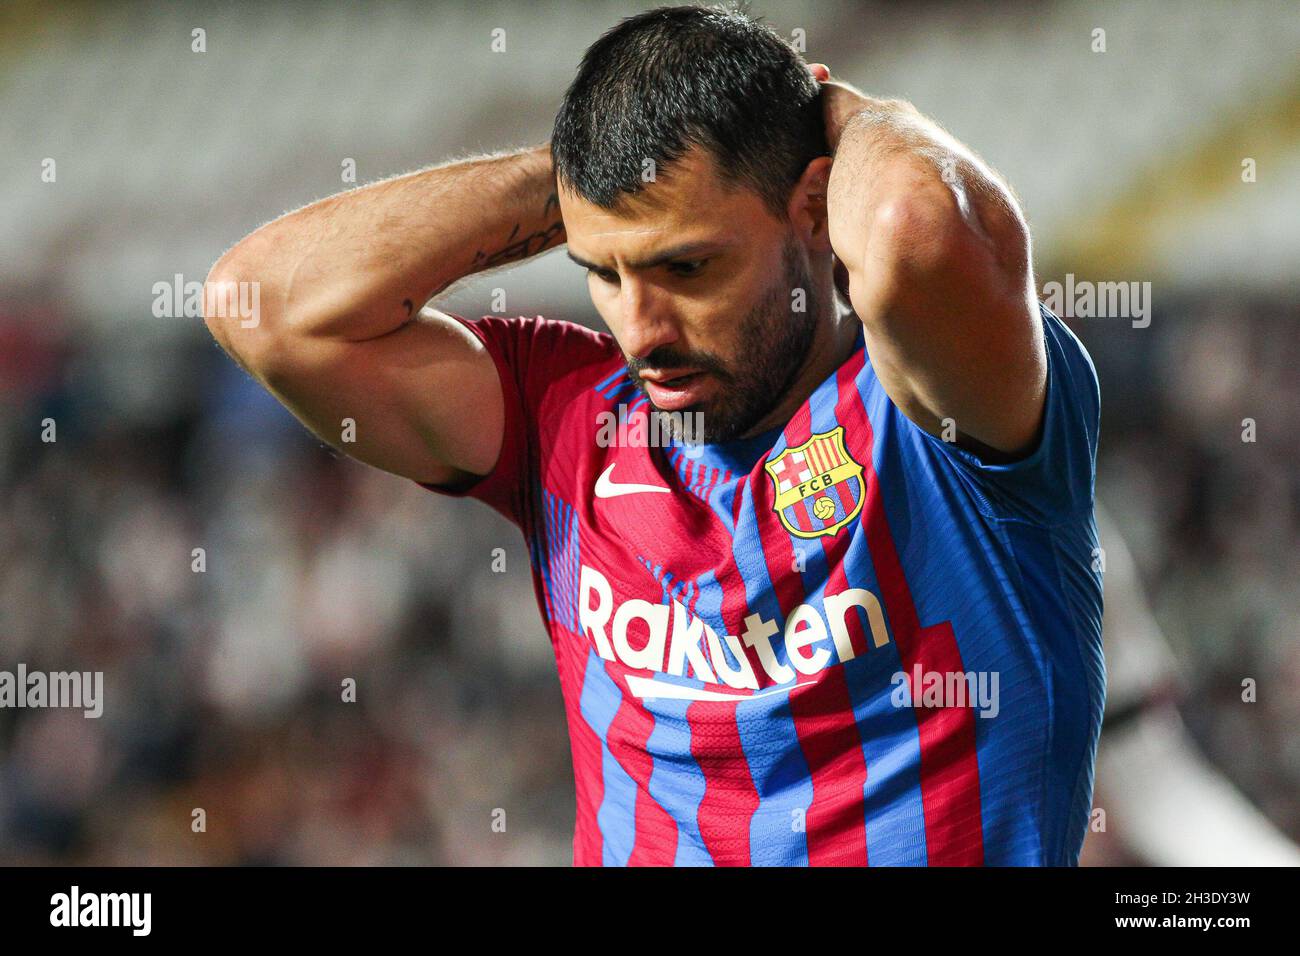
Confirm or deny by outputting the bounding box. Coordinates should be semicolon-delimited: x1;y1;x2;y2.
815;66;1044;459
202;143;565;485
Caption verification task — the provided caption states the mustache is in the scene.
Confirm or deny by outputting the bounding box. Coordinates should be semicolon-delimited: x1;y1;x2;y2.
626;349;731;380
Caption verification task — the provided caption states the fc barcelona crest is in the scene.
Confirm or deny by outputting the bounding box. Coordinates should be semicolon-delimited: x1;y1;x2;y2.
764;426;865;539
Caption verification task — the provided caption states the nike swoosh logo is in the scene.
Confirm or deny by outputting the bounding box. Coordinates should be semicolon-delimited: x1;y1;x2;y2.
594;462;670;499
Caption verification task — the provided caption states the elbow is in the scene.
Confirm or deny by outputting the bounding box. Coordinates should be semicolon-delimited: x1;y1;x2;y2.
201;259;241;345
201;253;277;374
849;185;1032;331
847;191;961;317
868;183;1029;296
868;188;968;276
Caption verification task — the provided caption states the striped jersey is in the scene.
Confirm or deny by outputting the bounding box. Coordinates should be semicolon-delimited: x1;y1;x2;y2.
420;302;1105;866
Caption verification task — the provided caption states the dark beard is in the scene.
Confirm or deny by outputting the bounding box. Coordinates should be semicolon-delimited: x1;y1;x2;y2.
628;234;819;444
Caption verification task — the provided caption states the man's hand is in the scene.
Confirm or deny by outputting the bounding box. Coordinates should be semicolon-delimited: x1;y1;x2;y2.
809;61;921;303
808;62;866;152
808;62;915;154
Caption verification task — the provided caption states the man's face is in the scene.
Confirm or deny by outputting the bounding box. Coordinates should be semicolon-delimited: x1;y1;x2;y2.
560;147;820;444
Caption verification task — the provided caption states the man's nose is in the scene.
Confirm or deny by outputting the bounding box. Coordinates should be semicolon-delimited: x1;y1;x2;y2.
618;279;678;361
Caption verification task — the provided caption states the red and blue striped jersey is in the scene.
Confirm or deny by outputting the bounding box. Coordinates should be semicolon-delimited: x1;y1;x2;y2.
420;302;1105;866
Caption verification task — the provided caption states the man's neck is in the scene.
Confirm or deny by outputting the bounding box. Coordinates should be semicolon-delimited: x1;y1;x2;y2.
742;304;861;439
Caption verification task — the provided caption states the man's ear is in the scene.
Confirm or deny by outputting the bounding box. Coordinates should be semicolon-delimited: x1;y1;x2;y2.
786;156;834;253
833;255;852;303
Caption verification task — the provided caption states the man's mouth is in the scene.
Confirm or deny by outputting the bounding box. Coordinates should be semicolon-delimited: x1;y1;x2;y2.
640;366;700;381
642;370;700;387
639;370;711;411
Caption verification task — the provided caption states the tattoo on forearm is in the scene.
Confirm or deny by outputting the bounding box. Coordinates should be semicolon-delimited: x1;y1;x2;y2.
472;192;565;270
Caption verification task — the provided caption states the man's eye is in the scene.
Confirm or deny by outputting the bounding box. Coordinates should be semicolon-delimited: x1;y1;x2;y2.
588;268;618;283
669;259;707;277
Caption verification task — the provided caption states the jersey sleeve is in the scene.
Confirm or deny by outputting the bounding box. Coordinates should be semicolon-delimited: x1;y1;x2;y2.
414;313;611;530
913;302;1100;525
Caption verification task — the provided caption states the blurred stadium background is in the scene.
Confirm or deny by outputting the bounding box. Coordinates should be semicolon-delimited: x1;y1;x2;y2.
1;0;1297;865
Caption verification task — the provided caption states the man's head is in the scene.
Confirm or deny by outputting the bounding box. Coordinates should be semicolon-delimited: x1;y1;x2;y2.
551;2;838;443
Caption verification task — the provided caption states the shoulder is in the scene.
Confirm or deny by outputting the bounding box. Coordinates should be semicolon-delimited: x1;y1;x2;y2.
1038;303;1101;443
1040;303;1099;390
442;311;618;368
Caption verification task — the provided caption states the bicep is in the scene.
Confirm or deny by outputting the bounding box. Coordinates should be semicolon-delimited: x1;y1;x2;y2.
251;307;505;485
847;179;1045;458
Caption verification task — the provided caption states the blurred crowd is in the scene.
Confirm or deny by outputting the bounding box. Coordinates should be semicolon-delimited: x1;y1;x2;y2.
0;296;575;864
1;289;1296;864
1083;293;1300;841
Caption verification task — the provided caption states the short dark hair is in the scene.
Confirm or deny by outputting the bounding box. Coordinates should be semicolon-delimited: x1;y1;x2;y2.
551;2;826;222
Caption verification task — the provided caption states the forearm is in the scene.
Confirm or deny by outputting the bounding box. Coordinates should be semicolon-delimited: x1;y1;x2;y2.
826;99;1027;300
821;91;1040;454
208;143;565;345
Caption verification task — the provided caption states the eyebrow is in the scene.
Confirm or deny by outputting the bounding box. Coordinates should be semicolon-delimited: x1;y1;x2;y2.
565;240;724;273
